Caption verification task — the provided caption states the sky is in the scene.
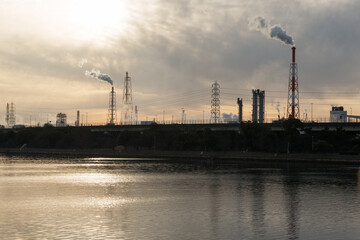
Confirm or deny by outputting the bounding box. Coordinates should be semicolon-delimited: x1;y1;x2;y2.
1;0;360;125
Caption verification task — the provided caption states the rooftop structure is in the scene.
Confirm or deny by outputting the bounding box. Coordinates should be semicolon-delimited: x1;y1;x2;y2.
330;106;347;122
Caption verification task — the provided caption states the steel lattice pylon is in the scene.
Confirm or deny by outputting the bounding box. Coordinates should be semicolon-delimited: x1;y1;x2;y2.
211;81;220;123
5;103;9;127
122;72;133;124
6;102;16;127
287;47;300;119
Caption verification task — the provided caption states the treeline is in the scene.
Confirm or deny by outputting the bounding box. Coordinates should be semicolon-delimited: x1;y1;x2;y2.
1;120;360;154
0;127;116;149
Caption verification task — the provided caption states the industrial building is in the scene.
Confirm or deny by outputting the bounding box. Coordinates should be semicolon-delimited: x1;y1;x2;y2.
330;106;347;122
252;89;265;123
330;106;360;123
56;113;67;127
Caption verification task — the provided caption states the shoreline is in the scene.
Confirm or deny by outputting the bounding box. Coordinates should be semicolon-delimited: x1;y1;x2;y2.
1;148;360;165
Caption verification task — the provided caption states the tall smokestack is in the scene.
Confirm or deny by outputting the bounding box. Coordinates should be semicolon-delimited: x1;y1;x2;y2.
287;46;299;119
111;86;115;123
292;46;296;63
291;47;296;118
237;98;243;123
252;90;258;123
75;110;80;126
259;90;265;123
107;86;117;125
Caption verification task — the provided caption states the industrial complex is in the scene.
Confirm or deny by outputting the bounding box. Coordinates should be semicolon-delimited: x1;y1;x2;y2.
2;47;360;155
3;47;360;129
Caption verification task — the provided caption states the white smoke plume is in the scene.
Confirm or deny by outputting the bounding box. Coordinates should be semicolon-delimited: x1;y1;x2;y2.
78;58;87;68
85;69;113;85
276;102;280;115
249;16;294;46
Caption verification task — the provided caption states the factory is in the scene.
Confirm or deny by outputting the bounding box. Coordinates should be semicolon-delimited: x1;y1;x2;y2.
56;113;67;127
330;106;360;123
252;89;265;123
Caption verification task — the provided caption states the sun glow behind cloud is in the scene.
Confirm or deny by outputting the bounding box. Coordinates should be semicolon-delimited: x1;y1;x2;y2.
63;1;129;45
1;0;360;125
0;0;130;46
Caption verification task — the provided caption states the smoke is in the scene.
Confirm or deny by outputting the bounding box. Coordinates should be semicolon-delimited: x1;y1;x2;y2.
276;102;280;115
248;16;268;34
249;16;294;46
78;58;87;68
85;69;113;85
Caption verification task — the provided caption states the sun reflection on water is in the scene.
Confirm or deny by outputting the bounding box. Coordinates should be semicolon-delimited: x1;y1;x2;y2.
62;172;137;185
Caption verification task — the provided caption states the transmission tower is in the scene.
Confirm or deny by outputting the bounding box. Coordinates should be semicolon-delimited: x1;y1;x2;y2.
181;108;186;124
287;46;300;119
7;102;16;127
123;72;133;124
5;103;9;127
211;81;220;123
107;86;117;125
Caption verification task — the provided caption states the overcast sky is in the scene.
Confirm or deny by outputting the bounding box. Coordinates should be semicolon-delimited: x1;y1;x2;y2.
1;0;360;125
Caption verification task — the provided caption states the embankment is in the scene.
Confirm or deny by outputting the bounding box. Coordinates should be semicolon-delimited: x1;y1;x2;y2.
1;148;360;165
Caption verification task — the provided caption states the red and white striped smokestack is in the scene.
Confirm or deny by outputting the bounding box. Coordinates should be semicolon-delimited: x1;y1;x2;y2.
291;46;296;119
292;46;296;63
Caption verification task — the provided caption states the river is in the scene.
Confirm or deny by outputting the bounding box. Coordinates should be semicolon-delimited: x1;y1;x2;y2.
1;156;360;239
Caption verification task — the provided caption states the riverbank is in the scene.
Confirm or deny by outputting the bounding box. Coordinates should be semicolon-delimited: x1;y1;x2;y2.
1;148;360;164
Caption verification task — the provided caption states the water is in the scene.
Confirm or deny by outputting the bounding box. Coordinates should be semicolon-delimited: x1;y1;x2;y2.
1;156;360;239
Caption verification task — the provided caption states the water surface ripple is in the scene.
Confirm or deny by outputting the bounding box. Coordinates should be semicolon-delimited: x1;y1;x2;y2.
1;156;360;239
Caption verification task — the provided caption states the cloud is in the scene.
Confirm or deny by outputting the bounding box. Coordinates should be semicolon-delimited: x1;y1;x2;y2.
78;58;87;68
1;0;360;124
222;112;238;122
